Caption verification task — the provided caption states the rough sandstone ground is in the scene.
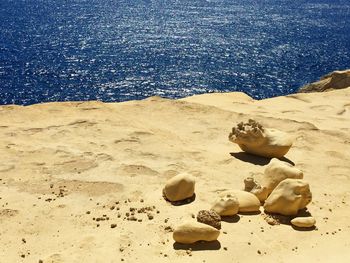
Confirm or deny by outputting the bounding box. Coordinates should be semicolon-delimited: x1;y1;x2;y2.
0;88;350;262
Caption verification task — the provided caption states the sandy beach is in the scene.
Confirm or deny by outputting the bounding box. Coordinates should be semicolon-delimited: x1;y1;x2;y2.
0;87;350;262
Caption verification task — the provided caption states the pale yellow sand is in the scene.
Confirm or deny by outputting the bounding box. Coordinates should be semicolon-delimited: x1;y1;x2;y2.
0;88;350;262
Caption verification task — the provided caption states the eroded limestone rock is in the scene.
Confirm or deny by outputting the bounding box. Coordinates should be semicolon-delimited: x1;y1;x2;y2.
244;159;303;202
163;173;195;202
220;190;260;213
243;175;268;202
211;194;239;216
291;217;316;228
264;179;312;216
173;221;220;244
228;119;293;158
197;210;221;230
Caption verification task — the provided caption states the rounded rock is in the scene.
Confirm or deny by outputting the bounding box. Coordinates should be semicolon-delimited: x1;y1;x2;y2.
220;190;260;213
264;179;312;216
163;173;195;202
211;194;239;216
173;221;220;244
291;217;316;228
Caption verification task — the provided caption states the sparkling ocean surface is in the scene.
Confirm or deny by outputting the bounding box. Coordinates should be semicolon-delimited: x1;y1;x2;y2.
1;0;350;105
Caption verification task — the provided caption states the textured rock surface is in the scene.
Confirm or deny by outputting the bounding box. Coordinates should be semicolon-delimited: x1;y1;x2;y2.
173;221;220;244
211;194;239;216
299;69;350;93
228;119;293;158
264;179;312;215
197;210;221;230
220;190;260;213
291;217;316;228
163;173;195;202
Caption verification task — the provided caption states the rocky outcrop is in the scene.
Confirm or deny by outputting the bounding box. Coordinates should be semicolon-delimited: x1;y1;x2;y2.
299;69;350;93
229;119;293;158
264;179;312;216
163;173;195;202
173;221;220;244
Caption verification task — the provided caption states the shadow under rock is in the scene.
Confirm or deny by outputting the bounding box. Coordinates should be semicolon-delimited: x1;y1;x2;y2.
173;240;221;251
221;214;240;223
264;209;316;231
163;192;196;206
238;210;261;216
230;152;295;166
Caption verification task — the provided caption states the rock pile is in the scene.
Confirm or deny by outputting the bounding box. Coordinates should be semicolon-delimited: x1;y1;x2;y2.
166;119;316;245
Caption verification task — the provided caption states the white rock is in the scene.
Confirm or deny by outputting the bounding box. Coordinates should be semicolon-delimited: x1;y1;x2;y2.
211;194;239;216
220;190;260;213
173;221;220;244
229;119;293;158
264;179;312;216
163;173;195;202
291;217;316;228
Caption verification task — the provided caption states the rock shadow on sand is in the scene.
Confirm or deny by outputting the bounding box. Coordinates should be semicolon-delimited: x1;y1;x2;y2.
221;214;240;223
173;240;221;251
163;193;196;206
230;152;295;166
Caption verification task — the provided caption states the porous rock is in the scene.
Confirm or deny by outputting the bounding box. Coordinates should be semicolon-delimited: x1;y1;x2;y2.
163;173;195;202
228;119;293;158
173;221;220;244
197;210;221;230
264;179;312;216
219;190;260;213
291;217;316;228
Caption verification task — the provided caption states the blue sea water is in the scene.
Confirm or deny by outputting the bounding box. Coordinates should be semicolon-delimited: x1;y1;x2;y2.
0;0;350;105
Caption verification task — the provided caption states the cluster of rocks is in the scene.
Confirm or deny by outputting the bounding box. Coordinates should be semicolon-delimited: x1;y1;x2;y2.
163;173;262;244
162;119;316;244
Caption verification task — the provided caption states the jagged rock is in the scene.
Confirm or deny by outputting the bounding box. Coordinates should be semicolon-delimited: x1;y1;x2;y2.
211;194;239;216
197;210;221;230
264;179;312;216
173;221;220;244
163;173;195;202
299;69;350;93
228;119;293;158
220;190;260;213
291;217;316;228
